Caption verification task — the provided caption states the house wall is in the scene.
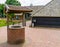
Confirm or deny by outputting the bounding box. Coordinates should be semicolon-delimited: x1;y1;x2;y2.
32;17;60;27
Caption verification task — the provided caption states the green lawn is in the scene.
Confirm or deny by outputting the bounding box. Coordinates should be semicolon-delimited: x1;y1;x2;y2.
0;20;7;27
0;20;13;27
0;19;29;27
0;19;20;27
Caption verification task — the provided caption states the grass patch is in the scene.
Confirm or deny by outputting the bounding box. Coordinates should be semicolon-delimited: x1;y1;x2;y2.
0;19;21;27
0;20;14;27
0;20;7;27
0;19;30;27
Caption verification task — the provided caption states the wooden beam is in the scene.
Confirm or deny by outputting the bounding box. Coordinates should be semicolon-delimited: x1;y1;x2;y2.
22;13;26;26
6;13;9;30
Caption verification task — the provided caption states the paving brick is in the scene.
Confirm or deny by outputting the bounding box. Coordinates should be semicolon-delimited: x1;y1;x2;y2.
0;21;60;47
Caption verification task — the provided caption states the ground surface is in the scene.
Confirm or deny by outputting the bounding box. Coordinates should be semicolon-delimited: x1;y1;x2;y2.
0;21;60;47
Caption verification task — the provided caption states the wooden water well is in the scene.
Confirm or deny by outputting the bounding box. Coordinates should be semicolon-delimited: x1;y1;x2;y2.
5;5;32;44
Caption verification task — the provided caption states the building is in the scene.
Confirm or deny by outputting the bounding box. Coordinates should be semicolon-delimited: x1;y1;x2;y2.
25;6;44;20
31;0;60;27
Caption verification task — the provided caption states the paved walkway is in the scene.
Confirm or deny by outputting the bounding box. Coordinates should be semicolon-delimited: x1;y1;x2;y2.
0;21;60;47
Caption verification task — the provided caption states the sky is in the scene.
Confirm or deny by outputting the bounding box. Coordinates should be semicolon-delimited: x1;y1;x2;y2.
0;0;51;6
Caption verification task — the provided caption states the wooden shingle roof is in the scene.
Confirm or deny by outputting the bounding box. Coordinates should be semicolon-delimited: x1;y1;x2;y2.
5;5;33;13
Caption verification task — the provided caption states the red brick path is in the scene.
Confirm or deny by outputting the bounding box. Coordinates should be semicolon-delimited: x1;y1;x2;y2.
0;21;60;47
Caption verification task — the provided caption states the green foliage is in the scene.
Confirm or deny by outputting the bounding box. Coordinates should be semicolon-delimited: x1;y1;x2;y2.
0;4;5;18
8;13;14;21
5;0;21;6
0;4;4;10
5;0;21;21
0;0;21;18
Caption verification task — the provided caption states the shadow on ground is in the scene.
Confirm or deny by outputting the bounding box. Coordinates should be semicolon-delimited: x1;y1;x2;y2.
0;42;24;47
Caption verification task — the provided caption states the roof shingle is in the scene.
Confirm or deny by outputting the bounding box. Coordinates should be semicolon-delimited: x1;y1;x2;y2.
5;5;33;13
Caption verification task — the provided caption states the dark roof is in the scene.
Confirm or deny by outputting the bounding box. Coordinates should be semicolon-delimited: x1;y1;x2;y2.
5;5;33;13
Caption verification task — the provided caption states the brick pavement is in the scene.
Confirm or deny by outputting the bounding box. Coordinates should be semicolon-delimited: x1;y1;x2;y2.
0;21;60;47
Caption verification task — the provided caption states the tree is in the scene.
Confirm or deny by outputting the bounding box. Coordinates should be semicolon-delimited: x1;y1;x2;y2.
5;0;21;18
0;4;5;18
5;0;21;6
5;0;21;24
